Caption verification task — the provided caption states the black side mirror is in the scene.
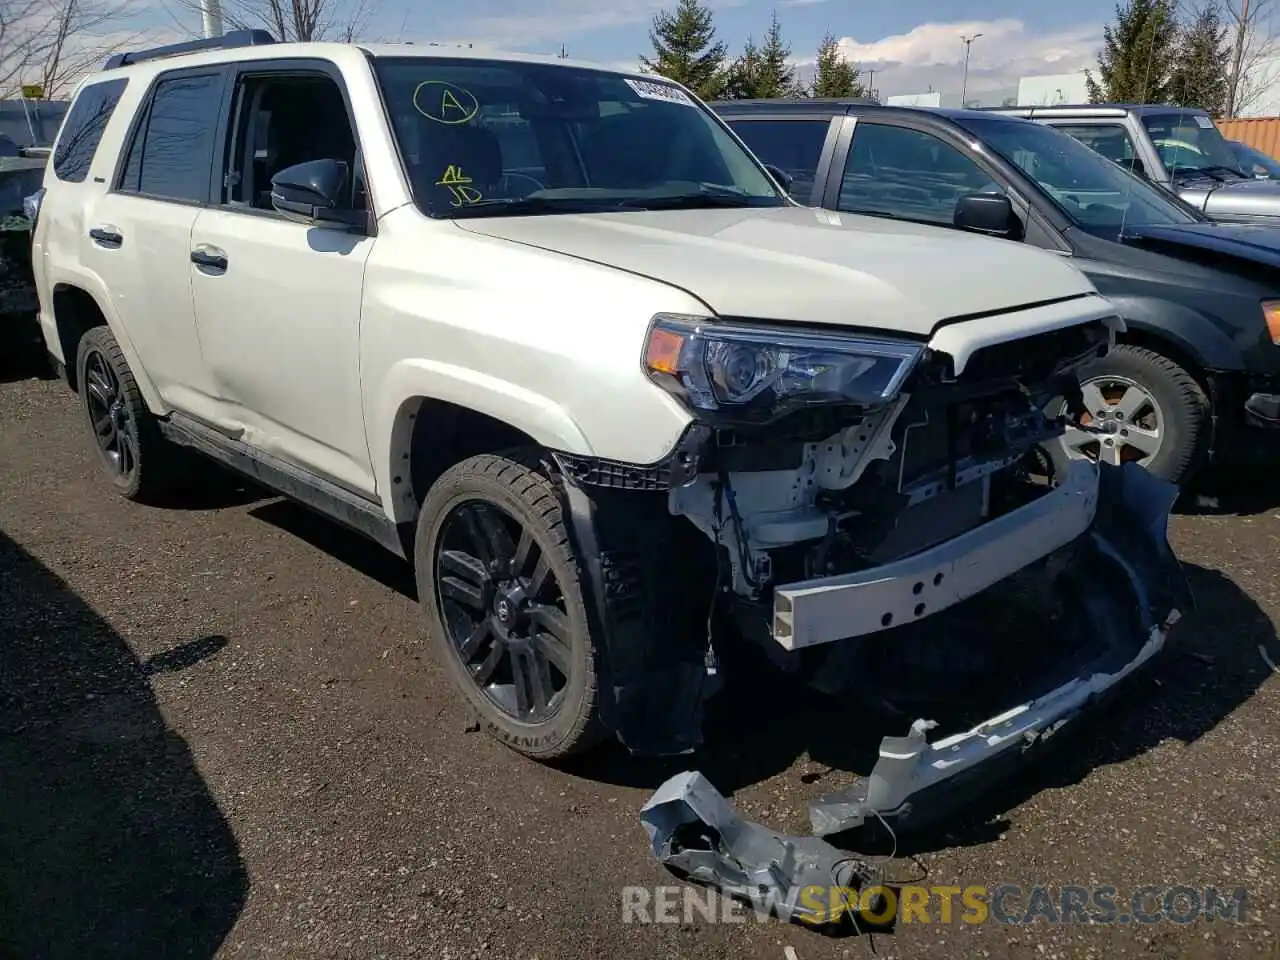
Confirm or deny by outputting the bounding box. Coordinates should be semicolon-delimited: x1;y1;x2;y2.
270;159;361;228
954;192;1022;240
1119;156;1148;179
763;163;794;194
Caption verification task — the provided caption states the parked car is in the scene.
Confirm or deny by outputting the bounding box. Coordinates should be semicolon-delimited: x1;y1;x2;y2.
0;155;46;352
986;103;1280;224
0;98;70;153
1229;139;1280;179
713;98;1280;484
29;34;1187;828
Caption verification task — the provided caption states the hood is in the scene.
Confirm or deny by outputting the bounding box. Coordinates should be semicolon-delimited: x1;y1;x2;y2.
454;205;1098;337
1120;220;1280;270
1176;176;1280;220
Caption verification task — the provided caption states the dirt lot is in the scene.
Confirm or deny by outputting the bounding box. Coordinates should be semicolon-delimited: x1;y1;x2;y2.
2;359;1278;960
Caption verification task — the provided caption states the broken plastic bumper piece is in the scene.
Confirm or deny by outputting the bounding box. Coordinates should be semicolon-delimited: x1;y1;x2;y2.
640;770;883;933
808;460;1190;837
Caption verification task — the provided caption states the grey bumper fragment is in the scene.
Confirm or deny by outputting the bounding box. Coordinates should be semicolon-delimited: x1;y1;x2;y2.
640;771;881;931
808;462;1191;837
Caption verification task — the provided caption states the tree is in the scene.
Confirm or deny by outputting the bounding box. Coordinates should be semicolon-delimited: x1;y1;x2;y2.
1171;3;1230;115
641;0;728;100
168;0;374;42
811;32;865;98
721;9;800;100
0;0;136;98
1086;0;1180;103
1222;0;1278;116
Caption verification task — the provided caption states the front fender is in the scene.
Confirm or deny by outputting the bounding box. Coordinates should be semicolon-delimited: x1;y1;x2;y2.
369;358;594;523
1106;294;1246;371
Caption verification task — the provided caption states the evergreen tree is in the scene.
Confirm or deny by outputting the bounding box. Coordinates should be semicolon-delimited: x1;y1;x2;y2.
1086;0;1180;103
811;32;865;98
1170;4;1230;114
722;10;800;99
641;0;728;100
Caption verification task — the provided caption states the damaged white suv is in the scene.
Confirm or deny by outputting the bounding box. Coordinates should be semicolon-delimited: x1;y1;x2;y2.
32;34;1188;828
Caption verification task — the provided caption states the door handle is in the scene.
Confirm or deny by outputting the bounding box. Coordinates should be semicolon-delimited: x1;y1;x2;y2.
190;247;228;272
89;226;123;247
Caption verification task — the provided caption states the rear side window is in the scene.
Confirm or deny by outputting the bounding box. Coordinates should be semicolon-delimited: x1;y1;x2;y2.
118;70;224;203
727;118;831;201
52;78;128;183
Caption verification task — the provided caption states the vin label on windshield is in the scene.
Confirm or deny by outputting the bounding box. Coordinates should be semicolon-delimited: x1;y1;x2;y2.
625;78;696;107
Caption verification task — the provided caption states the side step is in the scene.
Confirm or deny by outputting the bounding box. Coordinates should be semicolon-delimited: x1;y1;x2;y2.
159;414;406;559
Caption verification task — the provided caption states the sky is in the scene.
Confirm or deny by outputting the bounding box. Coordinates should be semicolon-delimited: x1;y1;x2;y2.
70;0;1161;100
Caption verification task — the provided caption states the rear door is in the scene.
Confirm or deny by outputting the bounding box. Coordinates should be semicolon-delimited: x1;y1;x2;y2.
719;114;841;205
80;66;229;414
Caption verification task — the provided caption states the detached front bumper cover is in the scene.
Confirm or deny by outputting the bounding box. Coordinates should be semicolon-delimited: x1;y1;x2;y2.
808;461;1191;836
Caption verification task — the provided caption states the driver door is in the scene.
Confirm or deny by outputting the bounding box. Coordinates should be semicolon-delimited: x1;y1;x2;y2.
188;60;377;497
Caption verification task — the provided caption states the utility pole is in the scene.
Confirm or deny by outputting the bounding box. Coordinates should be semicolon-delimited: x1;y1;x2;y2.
200;0;224;38
960;32;983;106
1228;0;1252;117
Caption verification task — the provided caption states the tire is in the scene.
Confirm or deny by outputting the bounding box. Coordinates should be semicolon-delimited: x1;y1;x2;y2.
415;451;604;760
75;325;183;502
1047;343;1209;485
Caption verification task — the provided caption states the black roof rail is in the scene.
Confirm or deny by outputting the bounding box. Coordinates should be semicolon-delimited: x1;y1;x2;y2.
103;29;278;69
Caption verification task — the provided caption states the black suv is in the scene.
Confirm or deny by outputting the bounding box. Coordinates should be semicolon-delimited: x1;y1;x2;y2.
712;98;1280;484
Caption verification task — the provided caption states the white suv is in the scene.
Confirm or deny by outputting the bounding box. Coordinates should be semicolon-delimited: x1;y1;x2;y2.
30;32;1188;829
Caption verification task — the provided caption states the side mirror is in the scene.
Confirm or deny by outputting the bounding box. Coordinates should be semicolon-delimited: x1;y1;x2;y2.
270;158;361;228
763;163;794;194
954;192;1022;240
1121;156;1148;179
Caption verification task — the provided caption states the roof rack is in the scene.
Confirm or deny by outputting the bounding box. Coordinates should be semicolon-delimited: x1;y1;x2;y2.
103;29;278;70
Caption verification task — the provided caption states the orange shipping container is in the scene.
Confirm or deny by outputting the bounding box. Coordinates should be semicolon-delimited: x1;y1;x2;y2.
1215;116;1280;160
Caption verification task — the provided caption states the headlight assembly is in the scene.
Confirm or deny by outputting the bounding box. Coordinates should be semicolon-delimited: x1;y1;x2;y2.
642;314;924;423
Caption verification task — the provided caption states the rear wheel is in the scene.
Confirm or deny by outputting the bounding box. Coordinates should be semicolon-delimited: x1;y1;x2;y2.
1047;343;1209;485
75;326;183;502
415;452;603;760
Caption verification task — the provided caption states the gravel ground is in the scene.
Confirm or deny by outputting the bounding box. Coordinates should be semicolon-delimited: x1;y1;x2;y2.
1;360;1277;960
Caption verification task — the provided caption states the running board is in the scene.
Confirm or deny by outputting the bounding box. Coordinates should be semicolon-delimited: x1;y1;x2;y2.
159;413;406;559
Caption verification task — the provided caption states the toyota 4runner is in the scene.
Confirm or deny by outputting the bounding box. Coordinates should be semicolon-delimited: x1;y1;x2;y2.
30;32;1189;828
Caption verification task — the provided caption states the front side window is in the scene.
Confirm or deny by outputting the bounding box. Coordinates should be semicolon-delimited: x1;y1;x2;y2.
1141;112;1246;180
371;58;784;217
118;71;224;203
955;116;1202;237
839;122;1002;225
726;118;831;201
219;71;363;212
52;78;128;183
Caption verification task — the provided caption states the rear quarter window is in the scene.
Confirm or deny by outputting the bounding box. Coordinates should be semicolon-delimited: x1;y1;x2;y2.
52;78;129;183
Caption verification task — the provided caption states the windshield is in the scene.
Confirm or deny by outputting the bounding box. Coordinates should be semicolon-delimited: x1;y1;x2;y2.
955;116;1203;237
1231;141;1280;178
371;58;785;217
1141;112;1247;179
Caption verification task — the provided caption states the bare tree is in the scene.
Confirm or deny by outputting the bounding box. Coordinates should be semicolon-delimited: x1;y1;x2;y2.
0;0;138;99
1222;0;1279;116
165;0;375;42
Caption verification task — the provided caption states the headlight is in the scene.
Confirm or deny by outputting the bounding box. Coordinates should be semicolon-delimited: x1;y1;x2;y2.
1264;299;1280;345
643;314;924;423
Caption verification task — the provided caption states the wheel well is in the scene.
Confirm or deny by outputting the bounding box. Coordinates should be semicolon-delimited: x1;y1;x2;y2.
51;285;107;392
1115;327;1212;399
404;399;540;514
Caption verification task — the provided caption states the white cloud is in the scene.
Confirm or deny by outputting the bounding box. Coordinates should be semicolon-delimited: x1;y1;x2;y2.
812;19;1100;99
448;0;748;48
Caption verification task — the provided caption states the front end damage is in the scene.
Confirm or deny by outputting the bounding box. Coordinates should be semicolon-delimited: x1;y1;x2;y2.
553;305;1190;824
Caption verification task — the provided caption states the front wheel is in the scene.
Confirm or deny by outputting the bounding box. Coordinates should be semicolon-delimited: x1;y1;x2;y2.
414;452;604;760
1046;344;1210;485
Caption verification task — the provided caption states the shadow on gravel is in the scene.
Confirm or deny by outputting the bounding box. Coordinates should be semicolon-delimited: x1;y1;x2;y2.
0;531;247;959
248;498;418;600
566;560;1275;855
0;338;57;385
1180;461;1280;518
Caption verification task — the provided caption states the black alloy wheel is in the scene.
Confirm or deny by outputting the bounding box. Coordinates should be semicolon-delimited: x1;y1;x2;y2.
434;499;574;723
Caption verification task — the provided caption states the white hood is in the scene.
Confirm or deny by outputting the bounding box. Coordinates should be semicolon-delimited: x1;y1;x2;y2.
455;205;1099;336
